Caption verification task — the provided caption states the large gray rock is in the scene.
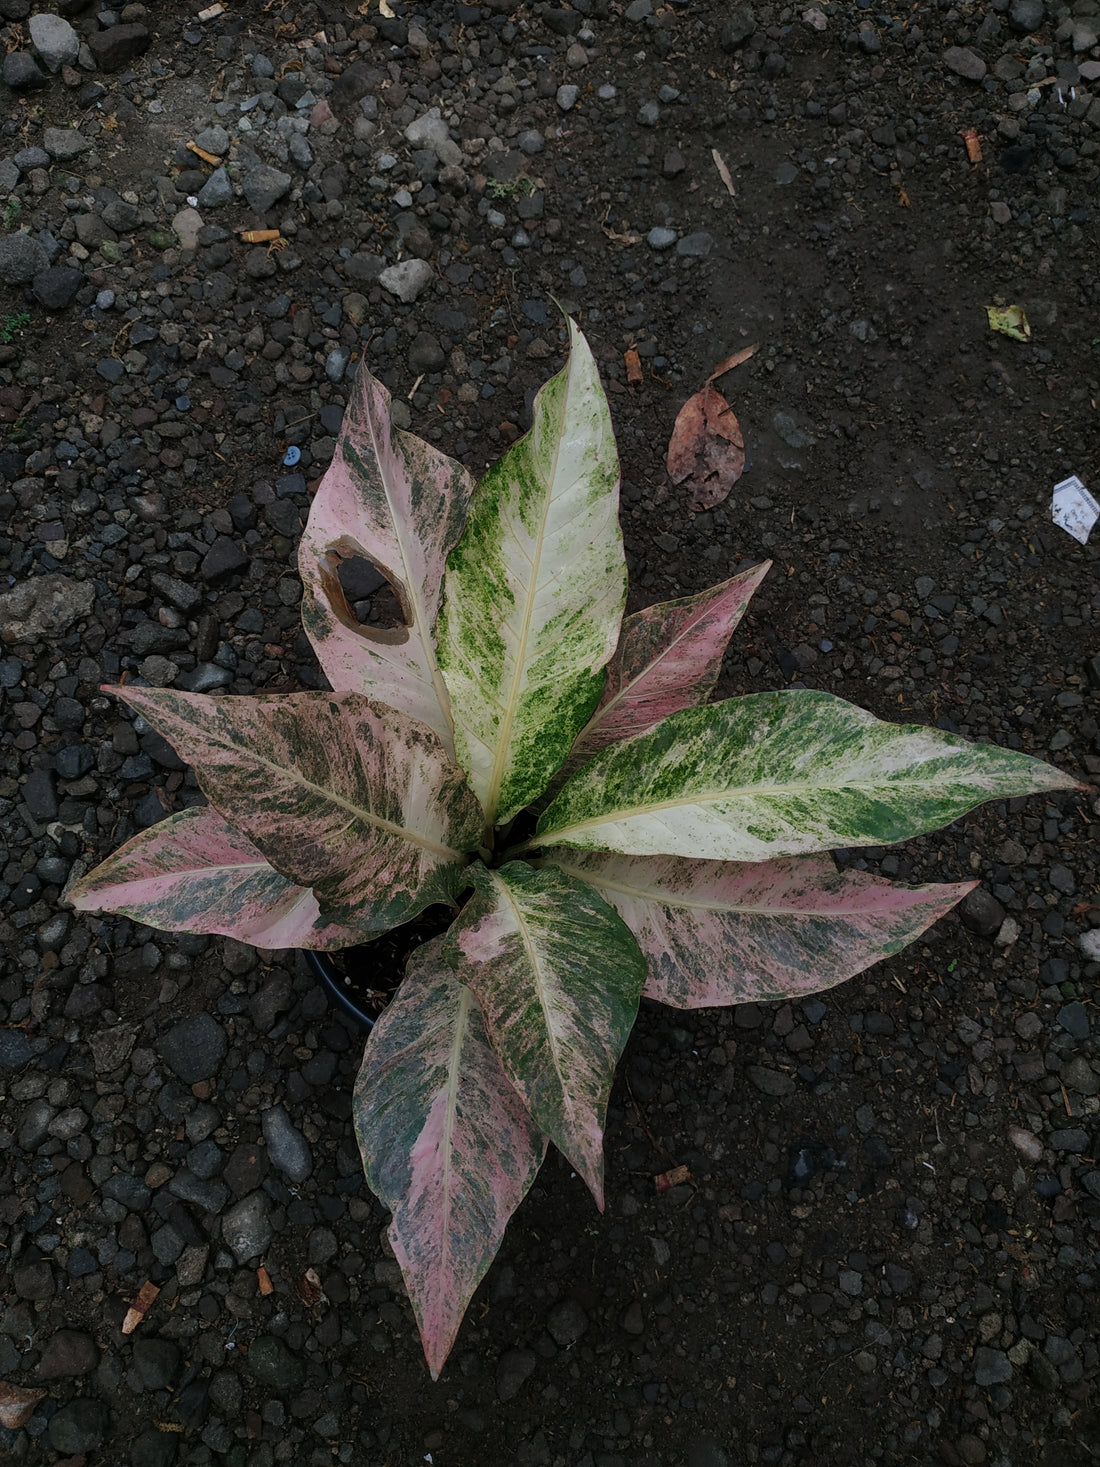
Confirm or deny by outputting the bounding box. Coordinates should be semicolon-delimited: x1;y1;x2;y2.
943;46;987;80
960;887;1006;938
87;21;151;72
1008;0;1043;32
0;571;94;642
0;1029;34;1068
192;124;229;156
262;1105;313;1183
38;1329;99;1380
404;108;462;166
747;1064;796;1097
328;59;375;117
197;167;232;208
101;199;139;231
48;1398;109;1454
0;230;48;285
43;126;92;161
974;1347;1012;1386
242;163;292;213
378;257;434;303
33;265;82;310
28;12;79;71
158;1014;227;1084
3;50;47;91
248;1334;305;1391
719;4;756;50
132;1337;182;1391
130;1427;180;1467
222;1191;272;1263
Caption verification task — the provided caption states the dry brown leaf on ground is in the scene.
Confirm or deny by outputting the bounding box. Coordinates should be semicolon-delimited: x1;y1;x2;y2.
665;343;758;510
294;1267;327;1313
0;1383;46;1430
711;148;736;197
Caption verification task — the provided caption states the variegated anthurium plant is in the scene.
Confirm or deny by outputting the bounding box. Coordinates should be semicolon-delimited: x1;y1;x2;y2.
68;320;1078;1378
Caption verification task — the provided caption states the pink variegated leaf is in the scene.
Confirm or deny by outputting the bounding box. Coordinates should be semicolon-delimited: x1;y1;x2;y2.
568;561;771;768
298;365;475;751
546;850;976;1007
66;806;365;949
445;862;646;1209
109;686;482;934
355;935;546;1379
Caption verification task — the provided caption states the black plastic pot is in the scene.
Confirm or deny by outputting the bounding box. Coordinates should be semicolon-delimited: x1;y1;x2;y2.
302;910;455;1031
302;949;378;1030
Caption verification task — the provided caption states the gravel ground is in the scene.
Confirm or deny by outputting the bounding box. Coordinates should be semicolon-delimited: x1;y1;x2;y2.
1;1;1099;1463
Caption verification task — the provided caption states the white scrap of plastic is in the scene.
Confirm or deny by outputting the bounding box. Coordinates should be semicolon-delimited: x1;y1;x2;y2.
1051;474;1099;545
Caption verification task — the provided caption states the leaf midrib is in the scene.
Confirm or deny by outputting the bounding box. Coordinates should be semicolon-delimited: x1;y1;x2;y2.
363;393;457;757
481;408;570;829
157;858;270;879
434;983;470;1284
550;860;922;920
183;707;464;863
542;769;988;842
496;874;572;1119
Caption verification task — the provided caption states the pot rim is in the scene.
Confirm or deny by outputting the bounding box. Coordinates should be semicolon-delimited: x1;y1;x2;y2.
302;948;378;1031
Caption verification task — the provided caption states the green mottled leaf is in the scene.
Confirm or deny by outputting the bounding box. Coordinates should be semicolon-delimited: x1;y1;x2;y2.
438;319;626;829
445;862;646;1208
536;690;1080;860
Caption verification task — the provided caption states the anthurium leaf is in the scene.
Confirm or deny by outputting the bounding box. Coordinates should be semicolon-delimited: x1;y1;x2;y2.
445;861;646;1209
546;850;976;1008
438;319;627;828
66;806;364;949
355;936;546;1381
569;561;771;765
536;690;1081;860
111;686;482;933
298;364;475;750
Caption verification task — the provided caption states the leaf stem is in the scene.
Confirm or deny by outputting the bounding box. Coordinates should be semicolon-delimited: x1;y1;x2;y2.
498;839;537;864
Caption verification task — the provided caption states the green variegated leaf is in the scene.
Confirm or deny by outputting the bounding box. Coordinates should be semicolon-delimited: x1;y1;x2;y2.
536;690;1080;861
444;862;646;1208
355;937;546;1380
438;319;626;829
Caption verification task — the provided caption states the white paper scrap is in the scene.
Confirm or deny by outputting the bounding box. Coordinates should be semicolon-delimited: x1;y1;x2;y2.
1051;475;1099;545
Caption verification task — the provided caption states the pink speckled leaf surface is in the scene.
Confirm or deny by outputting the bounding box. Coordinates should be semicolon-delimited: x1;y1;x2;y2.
354;936;546;1379
569;561;770;763
109;685;482;934
66;806;364;949
298;365;475;750
547;850;977;1007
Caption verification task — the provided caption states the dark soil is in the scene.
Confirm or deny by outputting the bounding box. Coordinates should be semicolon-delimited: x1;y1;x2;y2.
2;2;1099;1465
